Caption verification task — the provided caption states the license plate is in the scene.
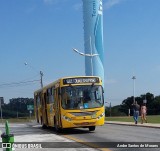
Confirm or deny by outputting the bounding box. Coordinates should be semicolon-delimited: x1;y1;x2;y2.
82;122;89;125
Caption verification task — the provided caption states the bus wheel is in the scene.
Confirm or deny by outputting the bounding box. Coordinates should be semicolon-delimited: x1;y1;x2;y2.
42;124;47;129
89;126;95;131
40;117;42;125
42;121;47;129
54;118;62;133
41;117;47;129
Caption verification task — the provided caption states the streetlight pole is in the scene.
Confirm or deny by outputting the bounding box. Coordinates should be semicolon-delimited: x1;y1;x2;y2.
40;71;43;88
0;99;2;123
132;76;136;103
72;48;99;76
109;102;111;117
24;62;43;88
143;94;147;105
73;36;99;76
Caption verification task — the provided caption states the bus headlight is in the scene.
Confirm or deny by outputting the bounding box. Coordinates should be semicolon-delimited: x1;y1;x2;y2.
62;115;71;122
97;112;104;120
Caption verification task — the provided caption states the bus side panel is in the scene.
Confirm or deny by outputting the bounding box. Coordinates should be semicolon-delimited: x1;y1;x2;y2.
34;94;41;123
46;104;54;127
41;92;48;126
34;96;37;122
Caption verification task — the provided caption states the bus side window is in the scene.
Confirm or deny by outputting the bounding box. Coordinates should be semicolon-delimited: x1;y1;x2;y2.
50;87;54;104
37;95;40;106
47;88;51;104
47;87;54;104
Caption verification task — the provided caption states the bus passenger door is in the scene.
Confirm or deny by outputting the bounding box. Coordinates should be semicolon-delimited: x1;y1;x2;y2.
54;88;62;129
34;95;39;123
42;92;48;126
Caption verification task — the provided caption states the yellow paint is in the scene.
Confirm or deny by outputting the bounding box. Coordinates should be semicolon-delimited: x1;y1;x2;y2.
63;135;112;151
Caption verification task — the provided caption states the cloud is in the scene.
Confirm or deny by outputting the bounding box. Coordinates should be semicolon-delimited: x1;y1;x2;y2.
104;0;125;10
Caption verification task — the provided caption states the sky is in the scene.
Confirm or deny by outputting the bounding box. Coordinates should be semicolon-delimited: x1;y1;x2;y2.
0;0;160;106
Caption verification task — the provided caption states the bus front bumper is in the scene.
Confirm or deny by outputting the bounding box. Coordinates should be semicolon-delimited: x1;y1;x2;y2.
61;116;105;128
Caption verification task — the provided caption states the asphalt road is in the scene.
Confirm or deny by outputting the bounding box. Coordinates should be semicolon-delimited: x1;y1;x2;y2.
61;123;160;151
64;123;160;142
0;122;97;151
0;122;160;151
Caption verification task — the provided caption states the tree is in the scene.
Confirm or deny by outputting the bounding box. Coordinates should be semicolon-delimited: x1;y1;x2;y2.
2;98;34;118
105;105;126;116
120;92;160;115
151;95;160;115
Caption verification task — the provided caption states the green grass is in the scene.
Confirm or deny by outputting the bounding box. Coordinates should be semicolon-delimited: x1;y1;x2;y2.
105;115;160;124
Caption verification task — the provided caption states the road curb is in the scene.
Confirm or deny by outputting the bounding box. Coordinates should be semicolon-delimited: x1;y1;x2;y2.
105;122;160;129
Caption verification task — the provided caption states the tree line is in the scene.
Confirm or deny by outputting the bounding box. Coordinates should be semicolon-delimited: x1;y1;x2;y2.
105;92;160;116
1;98;34;118
2;92;160;118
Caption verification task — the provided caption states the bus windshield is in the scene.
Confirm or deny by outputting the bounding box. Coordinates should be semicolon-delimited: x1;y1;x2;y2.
61;85;104;109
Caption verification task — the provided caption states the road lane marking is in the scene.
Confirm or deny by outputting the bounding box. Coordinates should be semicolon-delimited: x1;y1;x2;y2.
62;134;112;151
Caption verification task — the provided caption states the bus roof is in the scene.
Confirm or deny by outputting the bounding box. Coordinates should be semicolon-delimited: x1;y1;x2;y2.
34;76;101;94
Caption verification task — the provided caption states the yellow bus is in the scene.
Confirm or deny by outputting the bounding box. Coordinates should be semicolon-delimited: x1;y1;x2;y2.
34;76;105;132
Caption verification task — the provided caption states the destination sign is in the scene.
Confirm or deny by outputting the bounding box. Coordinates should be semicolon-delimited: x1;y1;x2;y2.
63;77;99;85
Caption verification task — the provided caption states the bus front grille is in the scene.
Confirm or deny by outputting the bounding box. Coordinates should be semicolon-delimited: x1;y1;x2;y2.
70;111;97;116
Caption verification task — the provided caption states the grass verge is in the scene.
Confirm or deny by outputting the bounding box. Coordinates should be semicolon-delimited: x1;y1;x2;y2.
106;115;160;124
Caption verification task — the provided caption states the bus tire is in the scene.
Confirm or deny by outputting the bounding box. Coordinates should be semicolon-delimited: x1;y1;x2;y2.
37;118;39;123
89;126;95;131
41;117;47;129
42;124;47;129
54;118;62;133
40;116;42;125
